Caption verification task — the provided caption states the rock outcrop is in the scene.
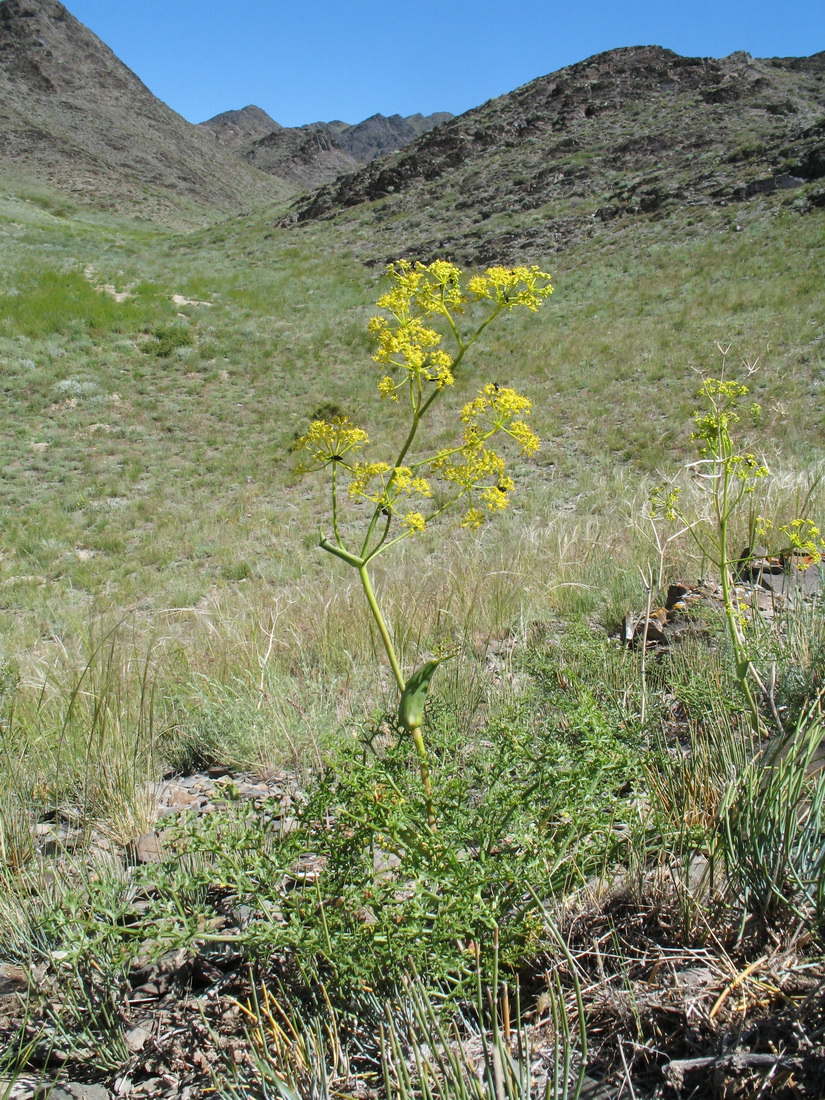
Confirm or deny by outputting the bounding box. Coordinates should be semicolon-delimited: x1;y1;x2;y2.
281;46;825;264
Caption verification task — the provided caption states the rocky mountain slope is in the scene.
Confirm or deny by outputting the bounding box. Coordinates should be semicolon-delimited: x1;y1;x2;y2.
198;104;282;153
282;46;825;264
242;126;361;190
200;107;454;190
0;0;292;224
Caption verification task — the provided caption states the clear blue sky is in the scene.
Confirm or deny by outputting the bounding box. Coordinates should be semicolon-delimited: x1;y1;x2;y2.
66;0;824;127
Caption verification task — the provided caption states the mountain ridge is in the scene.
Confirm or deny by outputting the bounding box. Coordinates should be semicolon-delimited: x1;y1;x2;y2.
0;1;822;252
199;107;455;190
281;44;825;264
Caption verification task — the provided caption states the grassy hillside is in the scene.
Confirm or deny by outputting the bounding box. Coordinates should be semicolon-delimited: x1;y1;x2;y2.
0;177;824;1096
1;182;822;624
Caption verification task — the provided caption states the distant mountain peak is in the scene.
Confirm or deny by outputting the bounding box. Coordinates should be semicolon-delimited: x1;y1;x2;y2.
200;105;455;190
199;105;283;152
211;104;282;129
337;111;455;162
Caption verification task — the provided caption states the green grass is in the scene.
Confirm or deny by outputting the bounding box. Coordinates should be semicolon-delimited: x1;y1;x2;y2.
1;200;821;626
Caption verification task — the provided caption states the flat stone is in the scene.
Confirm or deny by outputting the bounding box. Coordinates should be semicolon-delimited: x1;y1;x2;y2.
230;904;257;928
193;958;224;986
164;789;202;809
130;1080;163;1098
237;782;270;797
36;1086;111;1100
127;832;164;864
125;1024;152;1052
0;962;28;994
773;561;822;598
129;948;192;997
36;825;85;855
0;1077;39;1100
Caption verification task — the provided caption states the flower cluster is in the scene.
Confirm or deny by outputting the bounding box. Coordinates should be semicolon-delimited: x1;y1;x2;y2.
369;261;553;401
690;377;767;487
466;266;553;311
431;381;539;528
374;259;465;318
348;462;433;533
432;439;507;493
780;518;825;565
725;452;770;485
294;416;368;470
297;259;551;549
691;378;761;451
461;383;541;456
368;260;463;396
649;484;682;521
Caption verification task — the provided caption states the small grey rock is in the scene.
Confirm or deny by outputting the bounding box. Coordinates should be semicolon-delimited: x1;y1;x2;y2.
37;1085;111;1100
0;962;28;994
125;1024;152;1052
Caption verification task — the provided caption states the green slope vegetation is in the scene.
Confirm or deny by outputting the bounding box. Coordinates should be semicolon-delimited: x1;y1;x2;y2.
1;184;822;634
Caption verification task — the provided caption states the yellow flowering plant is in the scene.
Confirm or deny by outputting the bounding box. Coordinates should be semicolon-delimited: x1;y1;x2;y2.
296;260;552;827
650;358;823;735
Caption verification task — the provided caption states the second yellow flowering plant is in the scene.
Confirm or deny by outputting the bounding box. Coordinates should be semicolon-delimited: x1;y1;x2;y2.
296;260;553;828
650;363;824;735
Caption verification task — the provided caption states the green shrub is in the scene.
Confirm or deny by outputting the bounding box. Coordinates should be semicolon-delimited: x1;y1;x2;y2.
148;321;194;358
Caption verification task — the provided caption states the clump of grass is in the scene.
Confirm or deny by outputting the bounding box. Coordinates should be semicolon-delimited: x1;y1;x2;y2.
147;320;194;358
222;947;587;1100
721;693;825;927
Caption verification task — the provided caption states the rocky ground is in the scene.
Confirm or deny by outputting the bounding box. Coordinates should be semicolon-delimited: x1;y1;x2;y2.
0;769;299;1099
3;844;823;1098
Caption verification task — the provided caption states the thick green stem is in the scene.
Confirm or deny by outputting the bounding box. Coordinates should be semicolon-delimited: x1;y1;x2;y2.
358;563;406;694
331;462;344;548
719;549;762;734
322;535;437;825
361;563;438;828
410;725;437;832
359;564;439;829
319;537;363;569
